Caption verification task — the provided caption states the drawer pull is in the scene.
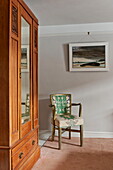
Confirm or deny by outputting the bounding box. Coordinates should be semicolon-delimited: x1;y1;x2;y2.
32;140;35;145
19;152;24;159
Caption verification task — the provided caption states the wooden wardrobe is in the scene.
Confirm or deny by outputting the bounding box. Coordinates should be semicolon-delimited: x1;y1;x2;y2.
0;0;40;169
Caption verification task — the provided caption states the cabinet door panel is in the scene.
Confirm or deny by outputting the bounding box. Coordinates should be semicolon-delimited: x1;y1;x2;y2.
33;52;38;128
10;38;19;144
33;21;38;128
20;5;33;138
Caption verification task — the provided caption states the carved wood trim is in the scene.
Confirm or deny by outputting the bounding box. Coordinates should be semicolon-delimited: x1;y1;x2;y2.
12;5;18;35
34;28;38;49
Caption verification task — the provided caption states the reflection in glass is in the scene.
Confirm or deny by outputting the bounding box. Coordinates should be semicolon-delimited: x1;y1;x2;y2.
21;17;30;124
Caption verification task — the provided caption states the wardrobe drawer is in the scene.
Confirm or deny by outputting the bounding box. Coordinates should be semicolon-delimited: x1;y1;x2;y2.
12;134;37;169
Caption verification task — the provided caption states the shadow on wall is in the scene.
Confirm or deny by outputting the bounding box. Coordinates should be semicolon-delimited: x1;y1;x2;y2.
39;98;52;130
63;44;69;71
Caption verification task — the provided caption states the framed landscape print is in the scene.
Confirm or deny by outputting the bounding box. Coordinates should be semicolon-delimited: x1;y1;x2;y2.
69;42;108;71
21;45;29;72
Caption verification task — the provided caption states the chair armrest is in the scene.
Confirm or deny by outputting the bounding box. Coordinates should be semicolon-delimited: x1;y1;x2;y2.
71;103;81;106
21;102;25;105
49;104;55;108
71;103;82;117
49;104;56;120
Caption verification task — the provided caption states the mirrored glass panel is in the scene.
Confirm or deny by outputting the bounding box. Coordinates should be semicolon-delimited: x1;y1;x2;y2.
21;17;30;124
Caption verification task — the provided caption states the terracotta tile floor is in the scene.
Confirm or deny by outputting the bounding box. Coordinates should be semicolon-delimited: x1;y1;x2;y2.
32;137;113;170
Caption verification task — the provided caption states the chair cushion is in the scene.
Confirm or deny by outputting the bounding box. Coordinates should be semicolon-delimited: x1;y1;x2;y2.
54;114;83;128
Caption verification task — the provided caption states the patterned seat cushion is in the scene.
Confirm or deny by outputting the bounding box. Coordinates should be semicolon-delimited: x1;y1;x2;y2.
54;114;83;128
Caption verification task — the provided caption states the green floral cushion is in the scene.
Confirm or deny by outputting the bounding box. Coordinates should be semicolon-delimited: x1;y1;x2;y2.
59;114;75;120
54;114;83;128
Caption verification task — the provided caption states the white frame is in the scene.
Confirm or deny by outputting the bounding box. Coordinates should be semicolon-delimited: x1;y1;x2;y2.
69;42;109;72
21;45;29;72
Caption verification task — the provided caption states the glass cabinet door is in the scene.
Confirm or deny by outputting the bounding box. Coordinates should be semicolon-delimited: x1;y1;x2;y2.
20;6;33;138
21;17;30;125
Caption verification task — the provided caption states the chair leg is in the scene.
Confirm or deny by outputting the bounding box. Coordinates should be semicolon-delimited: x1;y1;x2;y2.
51;125;55;141
58;127;62;150
80;125;83;147
69;127;71;139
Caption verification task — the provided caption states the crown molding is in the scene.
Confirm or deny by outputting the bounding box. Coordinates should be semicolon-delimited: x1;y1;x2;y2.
39;22;113;37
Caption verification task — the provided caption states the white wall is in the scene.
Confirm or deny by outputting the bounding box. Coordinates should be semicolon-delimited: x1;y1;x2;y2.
39;32;113;136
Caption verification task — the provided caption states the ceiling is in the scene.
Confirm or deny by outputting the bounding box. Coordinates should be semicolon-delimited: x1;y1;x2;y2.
24;0;113;26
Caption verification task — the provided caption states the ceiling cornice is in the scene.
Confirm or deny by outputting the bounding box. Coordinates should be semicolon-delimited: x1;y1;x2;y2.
39;22;113;37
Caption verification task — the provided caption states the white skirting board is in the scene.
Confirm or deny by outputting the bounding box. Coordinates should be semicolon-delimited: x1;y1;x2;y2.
39;130;113;146
39;130;113;145
55;131;113;138
84;131;113;138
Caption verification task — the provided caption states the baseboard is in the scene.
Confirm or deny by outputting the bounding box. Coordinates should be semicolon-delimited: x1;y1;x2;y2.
40;130;113;138
55;131;113;138
84;131;113;138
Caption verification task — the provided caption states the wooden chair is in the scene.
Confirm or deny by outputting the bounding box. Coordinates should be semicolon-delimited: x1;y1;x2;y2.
49;94;83;149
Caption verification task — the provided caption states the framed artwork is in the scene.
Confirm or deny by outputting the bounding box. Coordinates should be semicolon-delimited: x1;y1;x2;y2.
21;45;29;72
69;42;108;71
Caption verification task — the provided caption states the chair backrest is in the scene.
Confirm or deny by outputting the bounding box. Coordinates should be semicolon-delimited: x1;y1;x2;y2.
50;94;71;115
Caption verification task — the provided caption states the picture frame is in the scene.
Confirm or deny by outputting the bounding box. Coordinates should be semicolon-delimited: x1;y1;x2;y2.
69;42;109;71
21;45;29;72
